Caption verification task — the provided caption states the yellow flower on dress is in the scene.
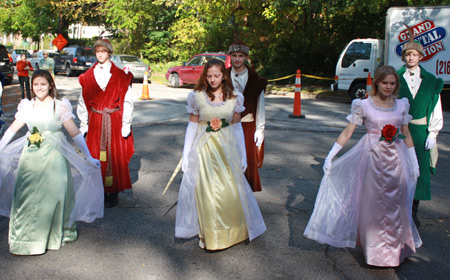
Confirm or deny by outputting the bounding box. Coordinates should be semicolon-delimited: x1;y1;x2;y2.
28;127;44;148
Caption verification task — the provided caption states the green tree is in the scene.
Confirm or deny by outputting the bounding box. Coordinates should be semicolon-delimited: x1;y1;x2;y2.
105;0;177;61
0;0;107;44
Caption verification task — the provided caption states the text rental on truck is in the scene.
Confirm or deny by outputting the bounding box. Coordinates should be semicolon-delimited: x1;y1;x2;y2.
332;6;450;99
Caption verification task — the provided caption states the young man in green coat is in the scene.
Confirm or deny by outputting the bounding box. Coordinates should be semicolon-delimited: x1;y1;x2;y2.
397;39;444;228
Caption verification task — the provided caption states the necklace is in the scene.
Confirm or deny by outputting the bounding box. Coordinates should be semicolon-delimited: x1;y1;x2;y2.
212;91;222;97
372;95;393;104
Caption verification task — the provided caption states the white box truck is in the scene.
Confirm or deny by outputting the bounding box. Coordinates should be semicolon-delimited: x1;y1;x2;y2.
332;6;450;99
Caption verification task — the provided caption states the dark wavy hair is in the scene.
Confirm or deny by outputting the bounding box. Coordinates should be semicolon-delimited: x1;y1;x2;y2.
194;58;235;101
31;69;60;100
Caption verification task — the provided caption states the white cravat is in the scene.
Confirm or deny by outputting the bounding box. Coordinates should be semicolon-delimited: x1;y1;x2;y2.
94;61;112;90
403;67;422;98
230;67;265;134
231;67;248;93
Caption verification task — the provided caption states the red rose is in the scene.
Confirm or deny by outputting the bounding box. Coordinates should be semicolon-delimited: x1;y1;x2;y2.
381;124;397;141
209;118;222;131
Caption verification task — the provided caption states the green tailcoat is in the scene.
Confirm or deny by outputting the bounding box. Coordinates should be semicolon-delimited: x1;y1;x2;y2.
398;65;443;200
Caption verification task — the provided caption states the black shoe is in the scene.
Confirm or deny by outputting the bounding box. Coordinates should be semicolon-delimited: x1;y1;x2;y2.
412;200;421;228
105;193;119;208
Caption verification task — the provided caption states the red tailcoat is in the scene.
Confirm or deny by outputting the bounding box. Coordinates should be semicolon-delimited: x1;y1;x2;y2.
228;66;268;192
79;62;135;193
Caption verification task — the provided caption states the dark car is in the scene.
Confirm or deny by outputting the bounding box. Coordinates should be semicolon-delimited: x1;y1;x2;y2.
57;46;97;76
0;45;14;85
165;52;231;87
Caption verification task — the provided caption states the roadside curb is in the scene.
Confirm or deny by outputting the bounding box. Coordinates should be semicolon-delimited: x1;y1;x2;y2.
267;90;351;103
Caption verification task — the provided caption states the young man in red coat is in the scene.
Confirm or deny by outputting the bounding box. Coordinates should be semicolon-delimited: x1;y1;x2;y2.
227;42;268;192
77;39;135;207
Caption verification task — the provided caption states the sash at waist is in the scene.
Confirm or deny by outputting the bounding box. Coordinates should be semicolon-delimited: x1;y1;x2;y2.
410;116;427;125
199;120;232;125
91;106;120;187
91;107;120;115
40;129;62;134
241;113;254;122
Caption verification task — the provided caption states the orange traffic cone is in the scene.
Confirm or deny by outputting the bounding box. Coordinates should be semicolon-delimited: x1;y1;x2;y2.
366;72;372;98
139;72;152;100
289;70;305;119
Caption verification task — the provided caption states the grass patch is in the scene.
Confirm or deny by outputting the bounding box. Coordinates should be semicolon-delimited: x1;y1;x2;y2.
150;73;169;85
147;61;183;85
266;83;350;100
148;61;348;100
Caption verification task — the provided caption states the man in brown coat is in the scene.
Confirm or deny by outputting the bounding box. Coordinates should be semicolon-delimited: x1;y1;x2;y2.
227;41;267;192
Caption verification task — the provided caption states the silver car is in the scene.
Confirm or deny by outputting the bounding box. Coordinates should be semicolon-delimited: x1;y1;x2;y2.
9;49;31;66
110;54;151;81
27;51;60;70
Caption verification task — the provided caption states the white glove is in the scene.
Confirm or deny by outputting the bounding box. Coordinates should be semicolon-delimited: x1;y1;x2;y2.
122;126;131;138
0;129;15;152
254;129;264;147
323;142;343;174
73;133;101;168
233;122;247;172
182;121;198;172
407;147;420;180
424;137;436;150
79;125;88;136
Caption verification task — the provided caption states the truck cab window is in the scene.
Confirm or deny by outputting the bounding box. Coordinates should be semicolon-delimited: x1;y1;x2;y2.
342;43;372;68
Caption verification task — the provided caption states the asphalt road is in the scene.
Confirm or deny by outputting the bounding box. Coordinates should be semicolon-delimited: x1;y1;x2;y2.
0;76;449;279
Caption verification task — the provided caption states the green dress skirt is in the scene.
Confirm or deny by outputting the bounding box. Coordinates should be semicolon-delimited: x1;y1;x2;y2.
8;100;78;255
9;135;77;255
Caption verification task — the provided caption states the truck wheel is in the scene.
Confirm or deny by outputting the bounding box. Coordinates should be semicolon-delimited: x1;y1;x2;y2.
4;78;12;86
170;73;180;87
65;64;72;76
349;83;367;100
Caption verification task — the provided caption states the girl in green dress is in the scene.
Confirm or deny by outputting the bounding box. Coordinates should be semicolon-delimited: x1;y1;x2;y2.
0;70;104;255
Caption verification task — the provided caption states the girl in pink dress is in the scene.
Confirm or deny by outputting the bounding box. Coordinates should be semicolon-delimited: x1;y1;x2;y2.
304;66;422;267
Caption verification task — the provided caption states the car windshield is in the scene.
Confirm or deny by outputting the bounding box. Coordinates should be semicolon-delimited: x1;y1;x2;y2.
48;53;59;58
76;48;95;56
120;56;142;63
205;55;227;64
187;56;203;66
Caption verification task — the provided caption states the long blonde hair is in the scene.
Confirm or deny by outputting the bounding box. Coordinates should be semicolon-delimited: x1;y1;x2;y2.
369;65;400;98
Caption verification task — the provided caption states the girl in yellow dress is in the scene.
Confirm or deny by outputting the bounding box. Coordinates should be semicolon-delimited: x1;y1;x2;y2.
175;59;266;250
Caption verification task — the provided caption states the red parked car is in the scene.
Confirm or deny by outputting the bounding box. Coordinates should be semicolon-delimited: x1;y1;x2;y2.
166;52;231;87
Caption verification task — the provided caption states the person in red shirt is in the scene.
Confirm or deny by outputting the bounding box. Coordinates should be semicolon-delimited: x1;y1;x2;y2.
16;53;34;99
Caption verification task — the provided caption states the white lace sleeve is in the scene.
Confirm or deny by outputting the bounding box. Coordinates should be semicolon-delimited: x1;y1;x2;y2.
401;97;413;125
186;91;199;115
234;91;245;114
58;98;75;123
345;99;364;125
14;99;32;123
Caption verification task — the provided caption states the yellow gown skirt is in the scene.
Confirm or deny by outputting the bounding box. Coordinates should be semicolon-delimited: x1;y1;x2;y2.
194;132;248;250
